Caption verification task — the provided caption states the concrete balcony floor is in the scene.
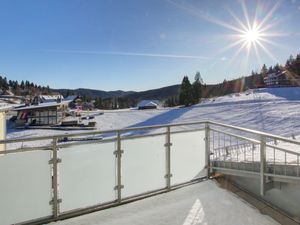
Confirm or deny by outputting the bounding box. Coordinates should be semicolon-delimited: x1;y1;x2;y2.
51;180;280;225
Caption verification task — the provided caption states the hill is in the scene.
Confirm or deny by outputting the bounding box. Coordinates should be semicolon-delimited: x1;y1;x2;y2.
53;88;135;99
55;85;181;101
125;85;180;100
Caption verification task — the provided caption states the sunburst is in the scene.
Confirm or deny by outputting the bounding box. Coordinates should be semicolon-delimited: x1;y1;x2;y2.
218;0;283;70
167;0;285;73
242;26;261;45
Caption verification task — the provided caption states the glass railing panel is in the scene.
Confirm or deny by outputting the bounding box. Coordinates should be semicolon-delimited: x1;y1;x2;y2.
122;135;166;198
0;150;52;225
171;130;206;185
59;142;116;212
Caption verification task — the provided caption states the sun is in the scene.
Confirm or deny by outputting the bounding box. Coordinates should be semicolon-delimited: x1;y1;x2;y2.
242;27;261;44
214;0;283;68
167;0;283;67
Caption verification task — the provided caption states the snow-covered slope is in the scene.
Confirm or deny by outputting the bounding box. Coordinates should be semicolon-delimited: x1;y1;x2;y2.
7;87;300;142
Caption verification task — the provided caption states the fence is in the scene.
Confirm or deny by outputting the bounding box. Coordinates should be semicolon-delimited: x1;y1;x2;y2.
1;120;300;225
208;121;300;195
0;122;207;225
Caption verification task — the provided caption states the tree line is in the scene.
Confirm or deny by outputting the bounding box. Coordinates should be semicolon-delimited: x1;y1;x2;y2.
1;52;300;109
80;95;137;110
165;53;300;107
0;76;51;96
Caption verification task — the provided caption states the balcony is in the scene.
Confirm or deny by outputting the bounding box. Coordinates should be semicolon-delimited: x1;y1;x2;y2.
0;121;299;224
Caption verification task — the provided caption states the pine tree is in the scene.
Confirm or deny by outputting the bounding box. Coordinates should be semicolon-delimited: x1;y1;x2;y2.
192;71;203;104
259;64;268;86
274;63;281;72
94;97;103;109
261;64;268;75
179;76;193;106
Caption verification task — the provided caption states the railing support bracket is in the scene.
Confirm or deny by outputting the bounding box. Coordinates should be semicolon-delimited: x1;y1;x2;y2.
114;185;124;190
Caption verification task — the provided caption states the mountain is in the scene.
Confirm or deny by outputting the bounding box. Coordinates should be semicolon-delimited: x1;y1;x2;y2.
53;88;136;99
55;85;180;101
125;85;180;100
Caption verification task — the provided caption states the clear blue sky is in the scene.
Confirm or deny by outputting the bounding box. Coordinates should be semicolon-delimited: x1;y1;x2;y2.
0;0;300;91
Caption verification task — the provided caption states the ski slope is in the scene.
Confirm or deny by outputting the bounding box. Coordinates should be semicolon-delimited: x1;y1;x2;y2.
6;87;300;146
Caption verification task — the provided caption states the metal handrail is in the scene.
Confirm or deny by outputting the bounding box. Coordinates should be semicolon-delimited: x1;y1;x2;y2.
266;143;300;157
209;128;260;144
0;121;209;225
208;120;300;145
0;121;207;144
1;120;300;225
2;120;300;144
2;120;300;159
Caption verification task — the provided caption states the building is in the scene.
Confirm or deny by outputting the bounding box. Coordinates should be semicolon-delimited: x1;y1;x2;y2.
14;99;73;127
0;104;13;151
137;100;159;110
37;94;64;103
264;70;300;87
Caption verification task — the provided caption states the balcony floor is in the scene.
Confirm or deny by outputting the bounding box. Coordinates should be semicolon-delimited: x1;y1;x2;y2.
51;180;279;225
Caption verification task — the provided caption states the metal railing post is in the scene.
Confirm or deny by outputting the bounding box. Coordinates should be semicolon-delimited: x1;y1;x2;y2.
260;135;266;196
165;126;172;189
49;138;61;219
114;132;124;203
205;123;211;178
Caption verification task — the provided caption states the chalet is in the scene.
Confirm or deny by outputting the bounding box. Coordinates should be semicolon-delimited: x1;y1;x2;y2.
14;98;74;127
137;100;159;110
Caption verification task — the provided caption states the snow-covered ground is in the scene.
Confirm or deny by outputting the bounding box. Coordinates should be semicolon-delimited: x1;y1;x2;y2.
6;87;300;150
51;180;278;225
4;88;299;225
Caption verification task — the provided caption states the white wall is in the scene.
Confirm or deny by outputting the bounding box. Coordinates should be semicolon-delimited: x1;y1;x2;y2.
0;111;6;151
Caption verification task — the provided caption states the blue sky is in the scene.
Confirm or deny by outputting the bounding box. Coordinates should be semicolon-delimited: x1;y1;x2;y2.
0;0;300;91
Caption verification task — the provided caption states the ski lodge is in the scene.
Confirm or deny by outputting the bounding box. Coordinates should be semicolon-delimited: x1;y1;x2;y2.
264;70;300;87
14;96;77;127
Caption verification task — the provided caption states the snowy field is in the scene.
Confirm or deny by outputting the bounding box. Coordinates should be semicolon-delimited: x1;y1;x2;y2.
51;180;279;225
7;87;300;143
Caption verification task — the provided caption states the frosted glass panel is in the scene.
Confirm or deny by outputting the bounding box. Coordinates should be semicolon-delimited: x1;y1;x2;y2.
0;151;52;225
171;131;206;185
59;142;116;212
122;136;165;197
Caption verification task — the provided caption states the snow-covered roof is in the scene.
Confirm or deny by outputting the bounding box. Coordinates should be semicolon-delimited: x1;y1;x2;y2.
137;100;160;107
40;94;64;101
14;99;72;111
264;71;287;80
0;103;13;112
64;95;78;101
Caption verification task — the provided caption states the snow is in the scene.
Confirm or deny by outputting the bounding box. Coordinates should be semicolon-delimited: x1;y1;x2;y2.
6;87;300;151
51;180;278;225
6;88;298;224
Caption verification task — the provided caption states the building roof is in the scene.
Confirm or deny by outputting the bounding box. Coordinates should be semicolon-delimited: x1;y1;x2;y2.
14;99;72;111
264;71;287;80
0;104;14;112
64;95;78;101
137;100;159;108
40;94;64;100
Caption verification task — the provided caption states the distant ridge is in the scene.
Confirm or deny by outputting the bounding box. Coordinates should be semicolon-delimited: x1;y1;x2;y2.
54;84;181;101
54;88;135;99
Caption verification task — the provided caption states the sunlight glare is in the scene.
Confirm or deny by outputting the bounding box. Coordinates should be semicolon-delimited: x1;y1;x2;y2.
243;27;260;44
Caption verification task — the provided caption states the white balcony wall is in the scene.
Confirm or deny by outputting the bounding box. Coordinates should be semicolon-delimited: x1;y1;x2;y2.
122;136;166;197
0;151;52;225
171;131;206;185
59;142;116;212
